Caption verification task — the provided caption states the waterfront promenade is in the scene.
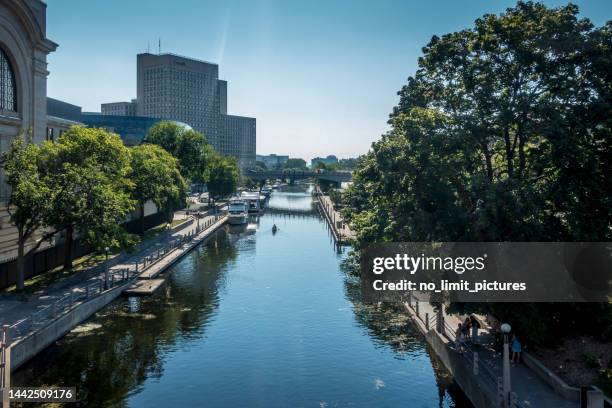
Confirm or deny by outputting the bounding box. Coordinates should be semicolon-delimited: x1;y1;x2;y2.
314;187;355;244
404;296;578;408
0;209;227;370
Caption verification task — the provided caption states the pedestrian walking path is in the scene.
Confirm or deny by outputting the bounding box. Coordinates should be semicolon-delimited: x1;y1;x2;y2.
314;186;355;243
0;209;226;342
405;296;577;408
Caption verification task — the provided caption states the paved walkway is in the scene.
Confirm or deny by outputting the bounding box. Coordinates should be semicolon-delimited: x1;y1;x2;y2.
315;187;355;242
407;298;577;408
0;208;225;335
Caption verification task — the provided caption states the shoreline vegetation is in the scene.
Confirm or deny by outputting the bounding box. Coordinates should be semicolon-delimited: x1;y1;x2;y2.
336;1;611;397
1;121;240;293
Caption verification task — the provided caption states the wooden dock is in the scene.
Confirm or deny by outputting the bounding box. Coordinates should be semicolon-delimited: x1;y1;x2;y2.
123;279;166;296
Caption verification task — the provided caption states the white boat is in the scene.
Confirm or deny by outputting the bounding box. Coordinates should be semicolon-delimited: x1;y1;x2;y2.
261;185;272;196
228;197;248;225
272;184;280;189
240;191;261;213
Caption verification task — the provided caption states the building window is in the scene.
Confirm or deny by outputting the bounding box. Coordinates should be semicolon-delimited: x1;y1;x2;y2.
0;48;17;112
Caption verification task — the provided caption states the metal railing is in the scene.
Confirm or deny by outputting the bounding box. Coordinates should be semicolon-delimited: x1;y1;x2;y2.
406;293;513;405
8;267;136;340
6;212;227;344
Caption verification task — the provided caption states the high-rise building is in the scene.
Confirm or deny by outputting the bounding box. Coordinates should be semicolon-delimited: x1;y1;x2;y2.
135;53;255;169
101;99;137;116
256;154;289;169
311;155;339;167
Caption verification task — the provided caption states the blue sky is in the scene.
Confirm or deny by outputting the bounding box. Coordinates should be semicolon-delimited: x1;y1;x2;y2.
46;0;610;161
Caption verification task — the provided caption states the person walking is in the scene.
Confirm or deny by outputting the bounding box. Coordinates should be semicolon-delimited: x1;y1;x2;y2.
511;334;522;363
463;317;472;342
470;315;481;344
455;323;464;353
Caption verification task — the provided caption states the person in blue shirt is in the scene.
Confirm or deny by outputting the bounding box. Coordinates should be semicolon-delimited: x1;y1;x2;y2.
511;334;522;363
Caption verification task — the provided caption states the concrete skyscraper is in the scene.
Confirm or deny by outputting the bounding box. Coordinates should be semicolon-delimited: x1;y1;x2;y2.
135;53;256;169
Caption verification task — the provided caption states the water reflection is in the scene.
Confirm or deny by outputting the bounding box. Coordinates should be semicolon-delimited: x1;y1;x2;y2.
12;185;470;407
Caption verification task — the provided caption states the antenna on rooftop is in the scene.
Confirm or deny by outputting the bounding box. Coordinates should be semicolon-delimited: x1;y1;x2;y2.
158;38;161;55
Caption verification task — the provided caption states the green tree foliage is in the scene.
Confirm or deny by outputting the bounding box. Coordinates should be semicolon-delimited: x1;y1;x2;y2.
283;158;307;170
130;144;187;233
207;156;240;199
145;121;214;183
344;2;611;345
254;160;268;171
1;136;51;290
41;126;135;270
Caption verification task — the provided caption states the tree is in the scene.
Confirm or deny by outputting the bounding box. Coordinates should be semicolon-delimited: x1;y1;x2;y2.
130;144;187;233
1;137;52;290
145;121;214;183
41;126;135;270
344;2;612;344
283;158;307;170
207;156;240;199
254;161;268;171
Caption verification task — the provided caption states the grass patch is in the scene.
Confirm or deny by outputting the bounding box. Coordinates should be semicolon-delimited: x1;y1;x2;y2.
141;223;170;241
2;251;115;295
170;218;189;228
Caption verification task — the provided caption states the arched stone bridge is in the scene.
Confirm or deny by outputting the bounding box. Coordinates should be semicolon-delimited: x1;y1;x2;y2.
245;170;352;184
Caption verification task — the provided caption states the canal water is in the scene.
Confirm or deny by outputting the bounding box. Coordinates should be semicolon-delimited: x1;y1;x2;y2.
13;185;471;407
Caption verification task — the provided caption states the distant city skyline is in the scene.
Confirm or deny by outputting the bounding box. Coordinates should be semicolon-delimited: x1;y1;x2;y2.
45;0;610;161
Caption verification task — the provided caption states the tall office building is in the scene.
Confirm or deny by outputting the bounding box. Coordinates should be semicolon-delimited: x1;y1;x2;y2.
101;99;137;116
135;53;255;169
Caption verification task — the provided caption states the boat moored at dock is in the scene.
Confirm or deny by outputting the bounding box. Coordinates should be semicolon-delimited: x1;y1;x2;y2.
228;197;249;225
241;191;262;213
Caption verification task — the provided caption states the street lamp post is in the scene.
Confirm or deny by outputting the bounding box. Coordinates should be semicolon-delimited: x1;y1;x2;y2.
501;323;512;407
104;246;110;290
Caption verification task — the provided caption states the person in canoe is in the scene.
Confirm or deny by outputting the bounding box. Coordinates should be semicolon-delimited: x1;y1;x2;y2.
272;224;278;234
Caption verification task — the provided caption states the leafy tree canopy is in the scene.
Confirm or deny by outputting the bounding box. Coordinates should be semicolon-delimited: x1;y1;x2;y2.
41;126;135;257
130;144;187;229
145;121;214;183
283;158;307;170
343;1;612;345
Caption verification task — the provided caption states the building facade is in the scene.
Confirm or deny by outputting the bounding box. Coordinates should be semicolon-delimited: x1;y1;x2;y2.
311;155;339;167
80;113;192;146
134;53;256;169
256;154;289;169
101;100;137;116
0;0;57;260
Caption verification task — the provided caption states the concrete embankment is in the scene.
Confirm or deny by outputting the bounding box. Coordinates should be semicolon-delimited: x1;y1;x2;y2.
404;304;497;408
9;215;227;371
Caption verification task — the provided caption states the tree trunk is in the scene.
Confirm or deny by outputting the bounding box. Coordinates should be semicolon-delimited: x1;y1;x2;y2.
140;202;145;234
63;226;74;271
503;126;514;178
16;227;25;291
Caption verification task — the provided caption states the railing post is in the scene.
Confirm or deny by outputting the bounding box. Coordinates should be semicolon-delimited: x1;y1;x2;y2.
425;313;430;331
1;324;11;406
510;391;518;408
436;307;444;334
415;300;419;318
